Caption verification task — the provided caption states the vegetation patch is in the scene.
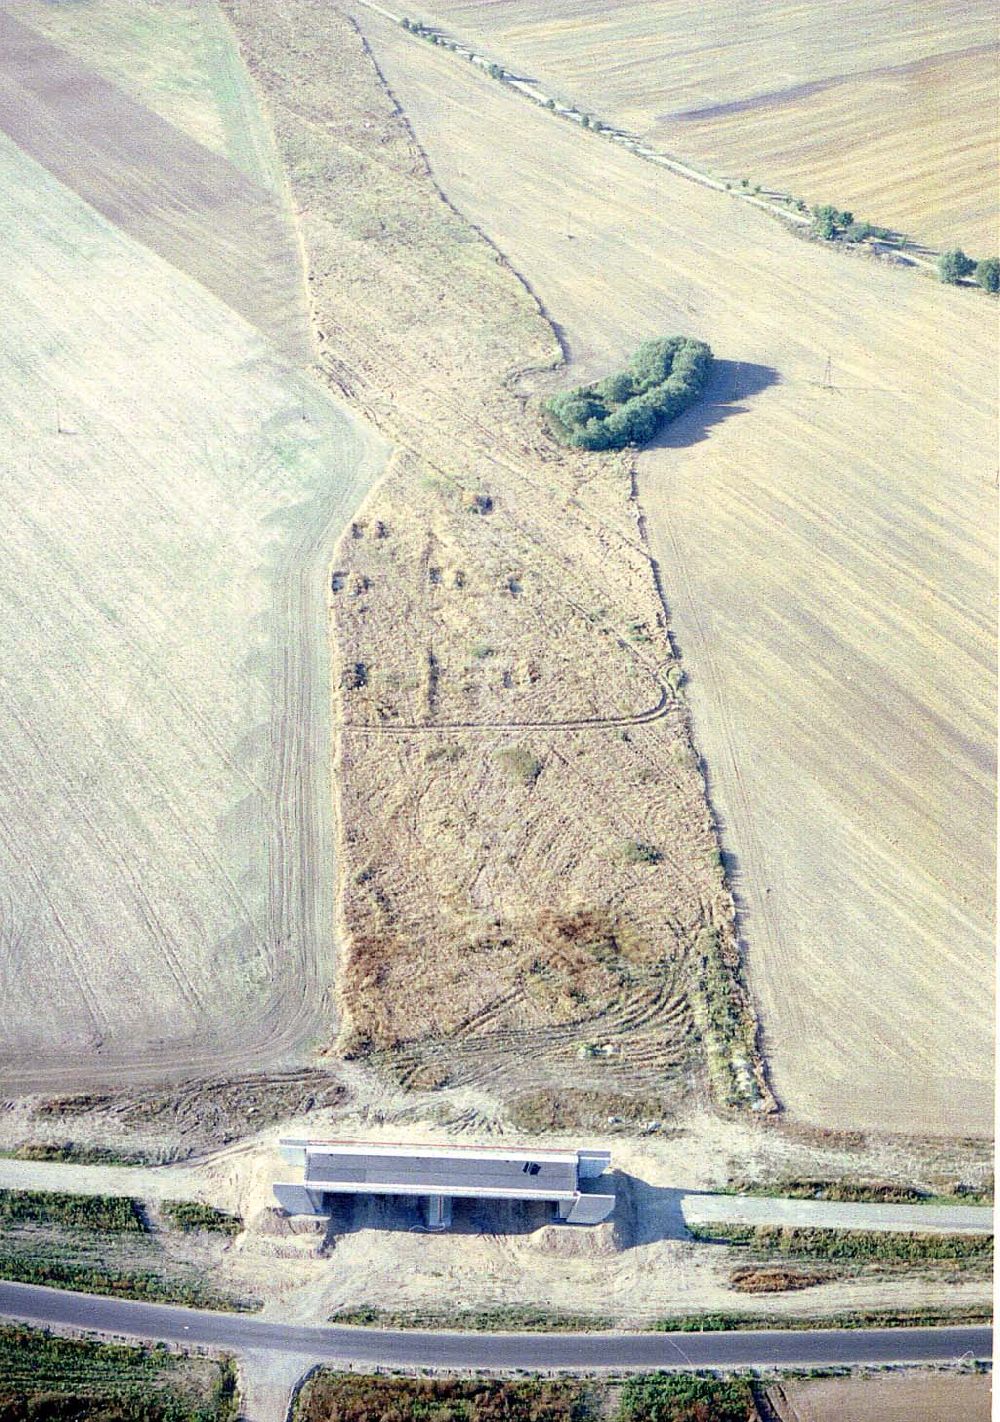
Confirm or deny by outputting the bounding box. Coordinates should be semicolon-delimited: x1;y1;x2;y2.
6;1142;159;1166
327;1304;613;1332
509;1086;678;1133
544;337;712;450
498;744;543;786
0;1189;145;1233
618;1373;755;1422
161;1200;242;1235
725;1176;993;1205
0;1246;259;1312
652;1305;992;1331
689;1222;993;1268
689;928;762;1109
295;1372;592;1421
0;1323;238;1422
729;1266;827;1294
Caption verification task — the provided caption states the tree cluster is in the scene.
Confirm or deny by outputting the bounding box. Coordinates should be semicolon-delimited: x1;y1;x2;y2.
544;337;713;451
811;205;893;244
938;249;999;290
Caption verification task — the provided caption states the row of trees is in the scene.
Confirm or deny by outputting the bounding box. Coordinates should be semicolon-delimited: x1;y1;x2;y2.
810;204;893;244
938;249;999;291
545;337;713;451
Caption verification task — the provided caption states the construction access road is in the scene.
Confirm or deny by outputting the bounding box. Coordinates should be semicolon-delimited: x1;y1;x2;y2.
0;1281;990;1372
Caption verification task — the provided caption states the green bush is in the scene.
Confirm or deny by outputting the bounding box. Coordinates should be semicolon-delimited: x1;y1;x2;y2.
617;1373;755;1422
938;248;976;283
160;1201;242;1235
975;257;999;292
544;337;712;451
811;204;853;239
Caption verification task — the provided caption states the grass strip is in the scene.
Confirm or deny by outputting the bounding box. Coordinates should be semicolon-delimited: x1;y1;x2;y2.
0;1250;260;1313
687;1223;993;1264
723;1178;993;1206
328;1305;613;1331
0;1188;146;1232
652;1306;992;1332
160;1200;242;1235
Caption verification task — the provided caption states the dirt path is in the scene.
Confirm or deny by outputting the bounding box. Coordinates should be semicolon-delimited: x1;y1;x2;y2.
682;1194;994;1235
0;1159;202;1202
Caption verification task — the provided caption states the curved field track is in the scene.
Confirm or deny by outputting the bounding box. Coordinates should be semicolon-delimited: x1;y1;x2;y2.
416;0;999;253
349;7;996;1136
0;130;384;1090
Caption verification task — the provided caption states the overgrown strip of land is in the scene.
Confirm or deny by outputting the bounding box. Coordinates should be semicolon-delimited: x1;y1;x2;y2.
220;0;770;1113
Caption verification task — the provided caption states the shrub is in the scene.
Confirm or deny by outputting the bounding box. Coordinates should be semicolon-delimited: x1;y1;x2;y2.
621;840;662;865
161;1201;242;1235
975;257;999;292
938;248;976;283
811;204;853;239
545;337;712;451
498;745;543;786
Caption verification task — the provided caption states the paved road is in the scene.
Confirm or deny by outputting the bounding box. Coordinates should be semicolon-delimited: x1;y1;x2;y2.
0;1282;991;1372
682;1194;994;1235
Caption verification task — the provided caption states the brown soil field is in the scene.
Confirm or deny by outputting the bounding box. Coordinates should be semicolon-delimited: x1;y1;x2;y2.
220;0;767;1114
0;118;383;1088
0;9;311;362
338;8;996;1136
768;1371;992;1422
415;0;1000;253
8;0;282;188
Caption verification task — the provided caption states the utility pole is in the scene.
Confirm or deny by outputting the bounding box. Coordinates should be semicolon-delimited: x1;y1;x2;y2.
823;354;833;389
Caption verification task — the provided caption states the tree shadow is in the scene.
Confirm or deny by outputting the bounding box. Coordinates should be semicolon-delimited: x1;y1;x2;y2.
646;360;780;451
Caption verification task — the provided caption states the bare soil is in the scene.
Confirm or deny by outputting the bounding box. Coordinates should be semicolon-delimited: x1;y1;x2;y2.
0;9;311;361
768;1372;992;1422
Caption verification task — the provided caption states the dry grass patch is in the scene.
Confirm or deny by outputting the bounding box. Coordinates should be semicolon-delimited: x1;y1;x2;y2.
221;0;763;1109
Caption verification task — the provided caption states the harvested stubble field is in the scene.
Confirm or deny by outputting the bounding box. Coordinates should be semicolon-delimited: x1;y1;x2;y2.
0;6;384;1088
768;1372;992;1422
415;0;999;253
220;0;765;1112
339;6;996;1136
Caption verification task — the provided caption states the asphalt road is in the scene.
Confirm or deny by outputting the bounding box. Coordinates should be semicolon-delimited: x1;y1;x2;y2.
0;1282;991;1372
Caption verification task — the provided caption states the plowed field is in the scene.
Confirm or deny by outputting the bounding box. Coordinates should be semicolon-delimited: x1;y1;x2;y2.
417;0;999;252
0;15;383;1087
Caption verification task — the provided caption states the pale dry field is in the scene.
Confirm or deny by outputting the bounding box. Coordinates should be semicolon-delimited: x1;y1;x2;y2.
0;12;383;1087
347;9;996;1136
418;0;1000;252
770;1372;992;1422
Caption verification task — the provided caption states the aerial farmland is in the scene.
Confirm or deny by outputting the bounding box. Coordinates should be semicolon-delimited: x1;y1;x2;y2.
0;0;994;1414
